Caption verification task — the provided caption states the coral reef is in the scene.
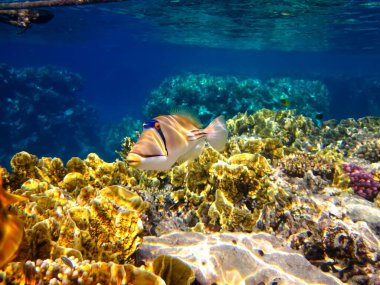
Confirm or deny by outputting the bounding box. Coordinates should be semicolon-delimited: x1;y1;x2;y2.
13;183;145;264
2;109;380;284
287;195;380;284
320;116;380;162
227;109;380;164
1;153;149;268
345;197;380;237
144;73;329;123
227;109;319;149
0;64;101;164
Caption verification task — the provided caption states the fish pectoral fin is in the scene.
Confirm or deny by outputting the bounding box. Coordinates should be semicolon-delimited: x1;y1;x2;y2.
176;141;206;165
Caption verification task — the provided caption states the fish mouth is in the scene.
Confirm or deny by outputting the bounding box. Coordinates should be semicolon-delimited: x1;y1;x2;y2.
127;152;165;166
126;153;142;166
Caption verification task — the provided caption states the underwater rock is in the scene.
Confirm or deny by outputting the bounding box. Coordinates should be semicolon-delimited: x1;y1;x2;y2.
137;231;343;285
286;194;380;284
345;197;380;237
144;74;329;123
2;258;165;285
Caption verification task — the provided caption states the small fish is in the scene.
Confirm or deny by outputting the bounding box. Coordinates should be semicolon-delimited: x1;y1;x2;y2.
280;99;290;107
315;113;324;120
0;168;28;268
61;256;74;268
127;111;228;171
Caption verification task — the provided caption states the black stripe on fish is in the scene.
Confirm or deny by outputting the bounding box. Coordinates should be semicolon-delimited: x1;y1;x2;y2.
131;152;166;158
143;119;169;156
188;129;207;141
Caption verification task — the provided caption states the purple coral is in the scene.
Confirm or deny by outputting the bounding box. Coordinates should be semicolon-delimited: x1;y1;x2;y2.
343;164;379;201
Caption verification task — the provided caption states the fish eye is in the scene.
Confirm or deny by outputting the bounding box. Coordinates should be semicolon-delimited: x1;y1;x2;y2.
155;122;161;129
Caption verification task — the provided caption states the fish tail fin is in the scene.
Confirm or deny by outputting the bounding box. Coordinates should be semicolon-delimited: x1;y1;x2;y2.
204;115;228;151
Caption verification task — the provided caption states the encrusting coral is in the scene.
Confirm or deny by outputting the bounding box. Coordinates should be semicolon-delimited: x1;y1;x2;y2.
13;183;146;264
1;153;150;269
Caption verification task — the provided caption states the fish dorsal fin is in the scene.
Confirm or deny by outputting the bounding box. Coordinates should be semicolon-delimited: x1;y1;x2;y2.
170;107;203;128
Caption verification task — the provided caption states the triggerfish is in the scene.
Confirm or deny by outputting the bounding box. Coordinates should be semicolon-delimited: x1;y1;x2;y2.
127;112;228;171
0;168;28;268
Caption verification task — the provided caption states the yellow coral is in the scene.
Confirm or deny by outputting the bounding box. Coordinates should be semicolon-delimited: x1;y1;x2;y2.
11;174;146;264
36;157;66;184
210;153;272;204
62;172;87;193
66;157;87;174
152;255;195;285
9;151;39;187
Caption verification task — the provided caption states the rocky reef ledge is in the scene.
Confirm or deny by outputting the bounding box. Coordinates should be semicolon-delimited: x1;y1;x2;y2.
1;109;379;285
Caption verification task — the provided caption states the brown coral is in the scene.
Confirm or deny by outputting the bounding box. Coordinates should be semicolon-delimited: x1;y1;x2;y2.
280;152;336;179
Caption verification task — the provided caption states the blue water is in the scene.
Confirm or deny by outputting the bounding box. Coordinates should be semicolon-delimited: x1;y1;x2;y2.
0;1;380;163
